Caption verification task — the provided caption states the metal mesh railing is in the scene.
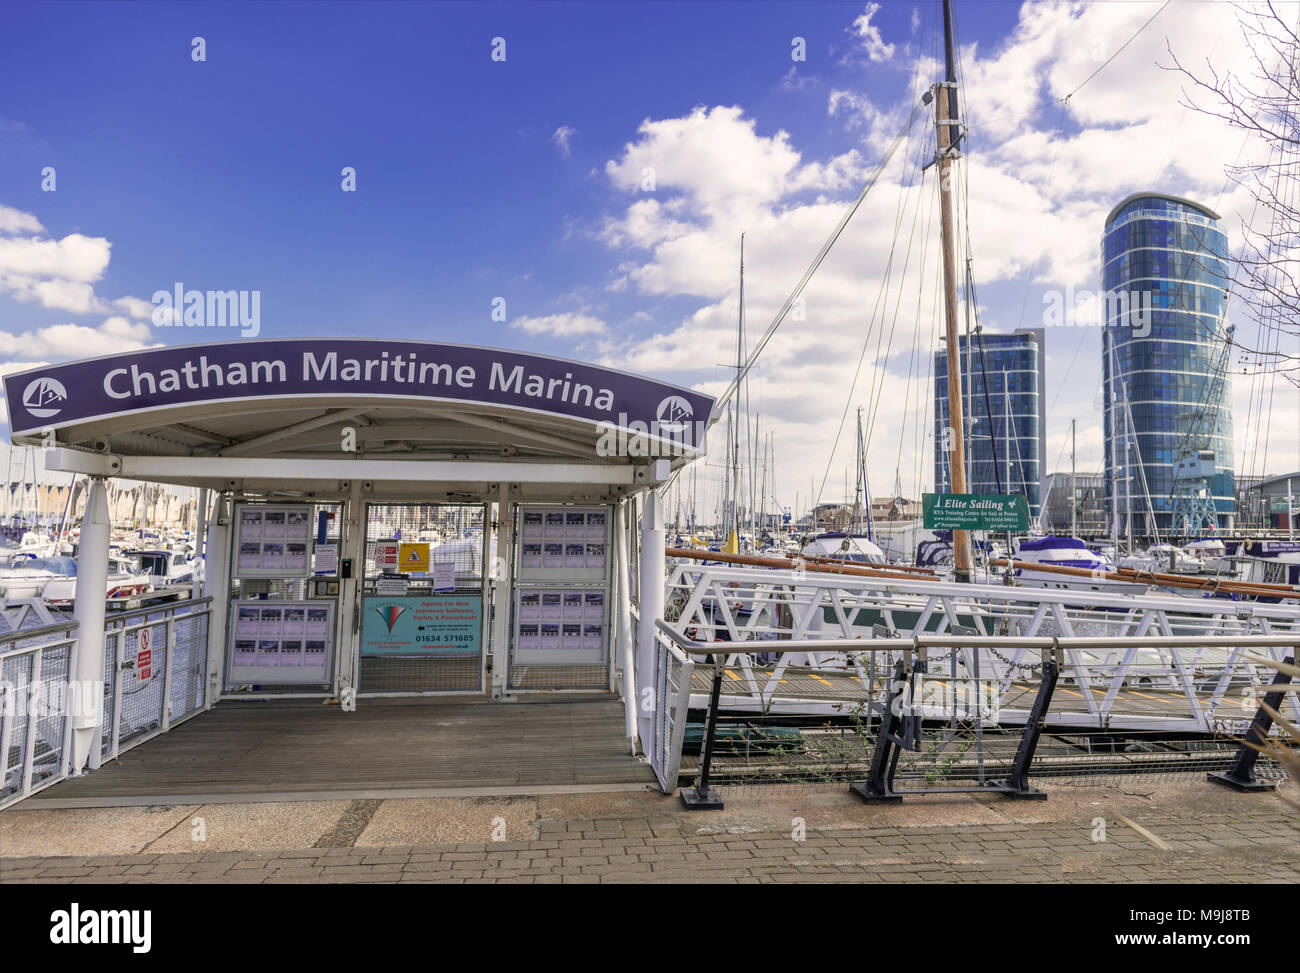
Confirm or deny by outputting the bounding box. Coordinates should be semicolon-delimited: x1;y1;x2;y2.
676;718;1284;787
1;622;78;809
648;618;694;792
1;651;34;804
2;596;211;808
116;620;167;750
660;621;1299;801
102;599;212;761
170;609;209;721
98;630;117;763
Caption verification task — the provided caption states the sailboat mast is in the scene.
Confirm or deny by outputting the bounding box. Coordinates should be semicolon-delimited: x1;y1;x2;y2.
1070;418;1077;536
854;407;863;532
1003;369;1011;498
937;0;972;582
731;233;744;549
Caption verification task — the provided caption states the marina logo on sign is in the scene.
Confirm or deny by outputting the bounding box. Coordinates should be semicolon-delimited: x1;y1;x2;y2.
595;394;708;457
655;394;694;433
375;604;407;634
22;376;67;418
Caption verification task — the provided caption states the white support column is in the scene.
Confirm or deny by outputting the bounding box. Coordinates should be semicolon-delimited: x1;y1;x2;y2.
70;477;110;775
636;479;666;756
202;494;231;705
192;486;209;600
1289;477;1295;541
338;481;366;701
490;482;515;700
616;499;638;754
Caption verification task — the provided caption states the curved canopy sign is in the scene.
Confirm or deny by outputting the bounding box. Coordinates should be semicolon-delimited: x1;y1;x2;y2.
3;338;715;449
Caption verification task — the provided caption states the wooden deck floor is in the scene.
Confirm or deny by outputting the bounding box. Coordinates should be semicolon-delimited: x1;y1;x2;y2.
32;696;653;802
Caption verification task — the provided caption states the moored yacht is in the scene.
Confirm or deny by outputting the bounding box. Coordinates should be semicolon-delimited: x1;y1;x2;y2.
800;531;887;564
41;555;154;608
1119;543;1201;574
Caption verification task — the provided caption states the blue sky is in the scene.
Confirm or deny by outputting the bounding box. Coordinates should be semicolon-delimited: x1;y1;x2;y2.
2;1;994;350
2;1;1296;514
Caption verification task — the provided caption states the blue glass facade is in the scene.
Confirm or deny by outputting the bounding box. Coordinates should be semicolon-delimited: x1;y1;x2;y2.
1101;193;1235;535
934;329;1045;519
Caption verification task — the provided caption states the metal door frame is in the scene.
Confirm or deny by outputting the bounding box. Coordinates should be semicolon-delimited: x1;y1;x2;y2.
355;500;489;697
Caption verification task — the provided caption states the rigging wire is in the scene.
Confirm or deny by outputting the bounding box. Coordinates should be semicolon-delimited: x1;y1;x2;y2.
968;0;1175;130
813;98;932;512
709;96;930;417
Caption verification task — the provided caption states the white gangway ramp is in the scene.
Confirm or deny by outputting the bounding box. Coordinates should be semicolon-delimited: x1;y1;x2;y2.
660;559;1300;732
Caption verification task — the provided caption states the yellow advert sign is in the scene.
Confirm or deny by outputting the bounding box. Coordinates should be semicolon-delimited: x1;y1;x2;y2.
399;542;430;573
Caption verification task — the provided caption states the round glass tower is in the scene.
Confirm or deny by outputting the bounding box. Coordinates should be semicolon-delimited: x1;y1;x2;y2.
1101;193;1233;538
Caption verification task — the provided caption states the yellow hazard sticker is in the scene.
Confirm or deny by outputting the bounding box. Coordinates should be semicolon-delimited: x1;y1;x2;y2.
399;542;430;572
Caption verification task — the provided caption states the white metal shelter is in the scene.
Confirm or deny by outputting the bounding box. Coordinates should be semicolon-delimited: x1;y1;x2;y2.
3;338;715;778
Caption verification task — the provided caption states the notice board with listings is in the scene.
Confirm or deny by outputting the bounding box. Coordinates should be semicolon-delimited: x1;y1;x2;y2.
512;504;612;665
233;503;318;578
227;599;336;685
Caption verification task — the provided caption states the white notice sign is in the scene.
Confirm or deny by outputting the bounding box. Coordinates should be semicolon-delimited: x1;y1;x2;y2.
433;561;456;592
315;543;339;574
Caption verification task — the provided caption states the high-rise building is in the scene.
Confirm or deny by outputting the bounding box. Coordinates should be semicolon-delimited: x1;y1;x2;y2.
1101;193;1234;537
933;328;1046;519
1041;472;1107;536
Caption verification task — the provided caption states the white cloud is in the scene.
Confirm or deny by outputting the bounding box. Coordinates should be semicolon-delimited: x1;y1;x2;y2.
0;205;157;322
0;231;110;283
781;66;816;91
510;311;608;337
552;125;577;157
0;317;158;360
828;88;878;131
590;0;1300;510
850;3;896;63
0;205;43;236
0;204;171;419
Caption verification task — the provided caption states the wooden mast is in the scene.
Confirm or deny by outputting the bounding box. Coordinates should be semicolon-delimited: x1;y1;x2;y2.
936;0;972;582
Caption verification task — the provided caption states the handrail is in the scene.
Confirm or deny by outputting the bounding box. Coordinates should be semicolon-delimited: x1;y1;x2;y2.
667;547;940;583
0;619;80;652
104;594;213;626
665;561;1300;618
1;595;210;651
989;557;1299;598
653;618;1300;659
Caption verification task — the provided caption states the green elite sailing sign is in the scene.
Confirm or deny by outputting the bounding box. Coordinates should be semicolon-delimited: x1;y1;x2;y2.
922;493;1029;531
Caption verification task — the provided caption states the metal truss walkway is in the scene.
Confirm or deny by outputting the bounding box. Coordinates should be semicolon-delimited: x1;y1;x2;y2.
663;562;1300;733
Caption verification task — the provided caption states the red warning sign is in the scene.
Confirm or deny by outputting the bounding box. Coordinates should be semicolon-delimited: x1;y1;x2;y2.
375;542;399;570
137;628;152;682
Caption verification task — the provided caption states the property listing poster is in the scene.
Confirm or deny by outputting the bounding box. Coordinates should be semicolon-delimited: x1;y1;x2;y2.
515;586;606;655
235;504;315;578
518;505;608;577
229;599;334;683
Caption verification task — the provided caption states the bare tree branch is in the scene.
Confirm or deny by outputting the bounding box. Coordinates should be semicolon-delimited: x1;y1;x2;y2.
1166;2;1300;387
